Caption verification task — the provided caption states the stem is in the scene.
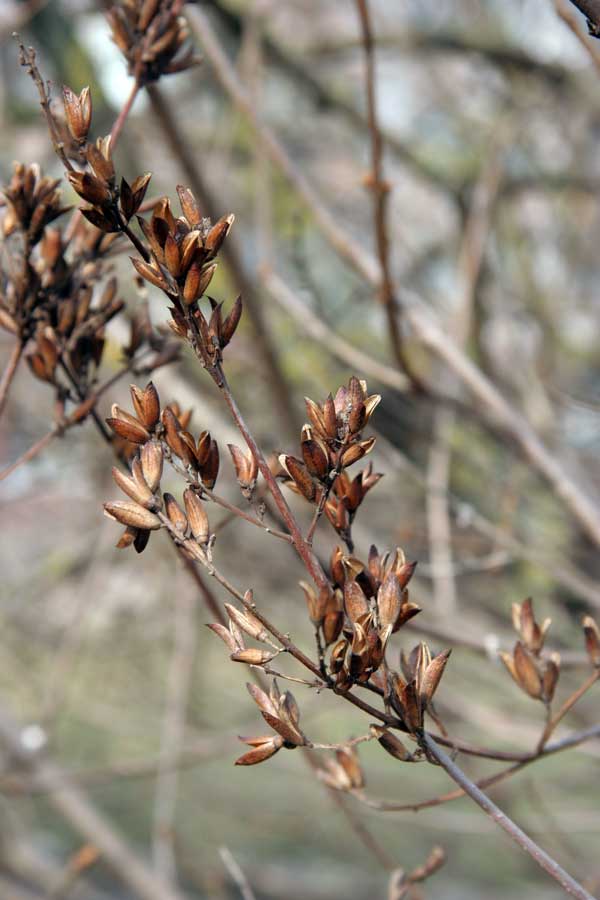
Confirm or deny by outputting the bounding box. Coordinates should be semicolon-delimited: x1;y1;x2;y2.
355;0;423;389
420;732;596;900
215;366;328;589
146;82;299;441
110;80;140;147
361;723;600;814
0;340;23;420
0;427;57;482
0;360;134;482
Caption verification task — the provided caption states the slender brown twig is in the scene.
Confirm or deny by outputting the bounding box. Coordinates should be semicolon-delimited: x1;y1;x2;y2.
355;0;422;389
420;732;596;900
0;340;24;420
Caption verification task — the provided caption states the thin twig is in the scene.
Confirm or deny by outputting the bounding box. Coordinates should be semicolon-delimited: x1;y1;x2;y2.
145;82;298;440
215;366;328;588
352;723;600;814
0;340;24;420
537;669;600;751
355;0;419;386
152;577;197;885
219;846;257;900
420;732;596;900
0;360;135;482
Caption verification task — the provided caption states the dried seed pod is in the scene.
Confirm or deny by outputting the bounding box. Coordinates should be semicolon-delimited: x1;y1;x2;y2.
513;641;543;699
104;501;161;530
246;682;278;718
62;85;92;144
205;213;234;252
542;653;561;703
323;609;344;646
207;622;240;654
335;747;364;789
419;650;451;705
183;489;209;543
221;295;242;347
583;616;600;667
131;257;172;293
116;526;137;550
224;603;269;643
163;492;188;533
106;405;150;444
228;444;258;494
344;580;369;623
140;441;163;492
130;382;160;429
111;466;153;507
370;725;411;761
200;439;220;488
230;648;274;665
235;734;283;766
377;572;402;630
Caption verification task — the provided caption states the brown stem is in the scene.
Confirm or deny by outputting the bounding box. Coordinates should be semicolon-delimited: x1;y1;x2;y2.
420;732;596;900
17;41;74;171
0;361;134;482
110;80;140;146
353;722;600;813
215;365;329;589
163;449;293;543
0;340;24;420
0;427;57;482
145;83;299;440
355;0;423;390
